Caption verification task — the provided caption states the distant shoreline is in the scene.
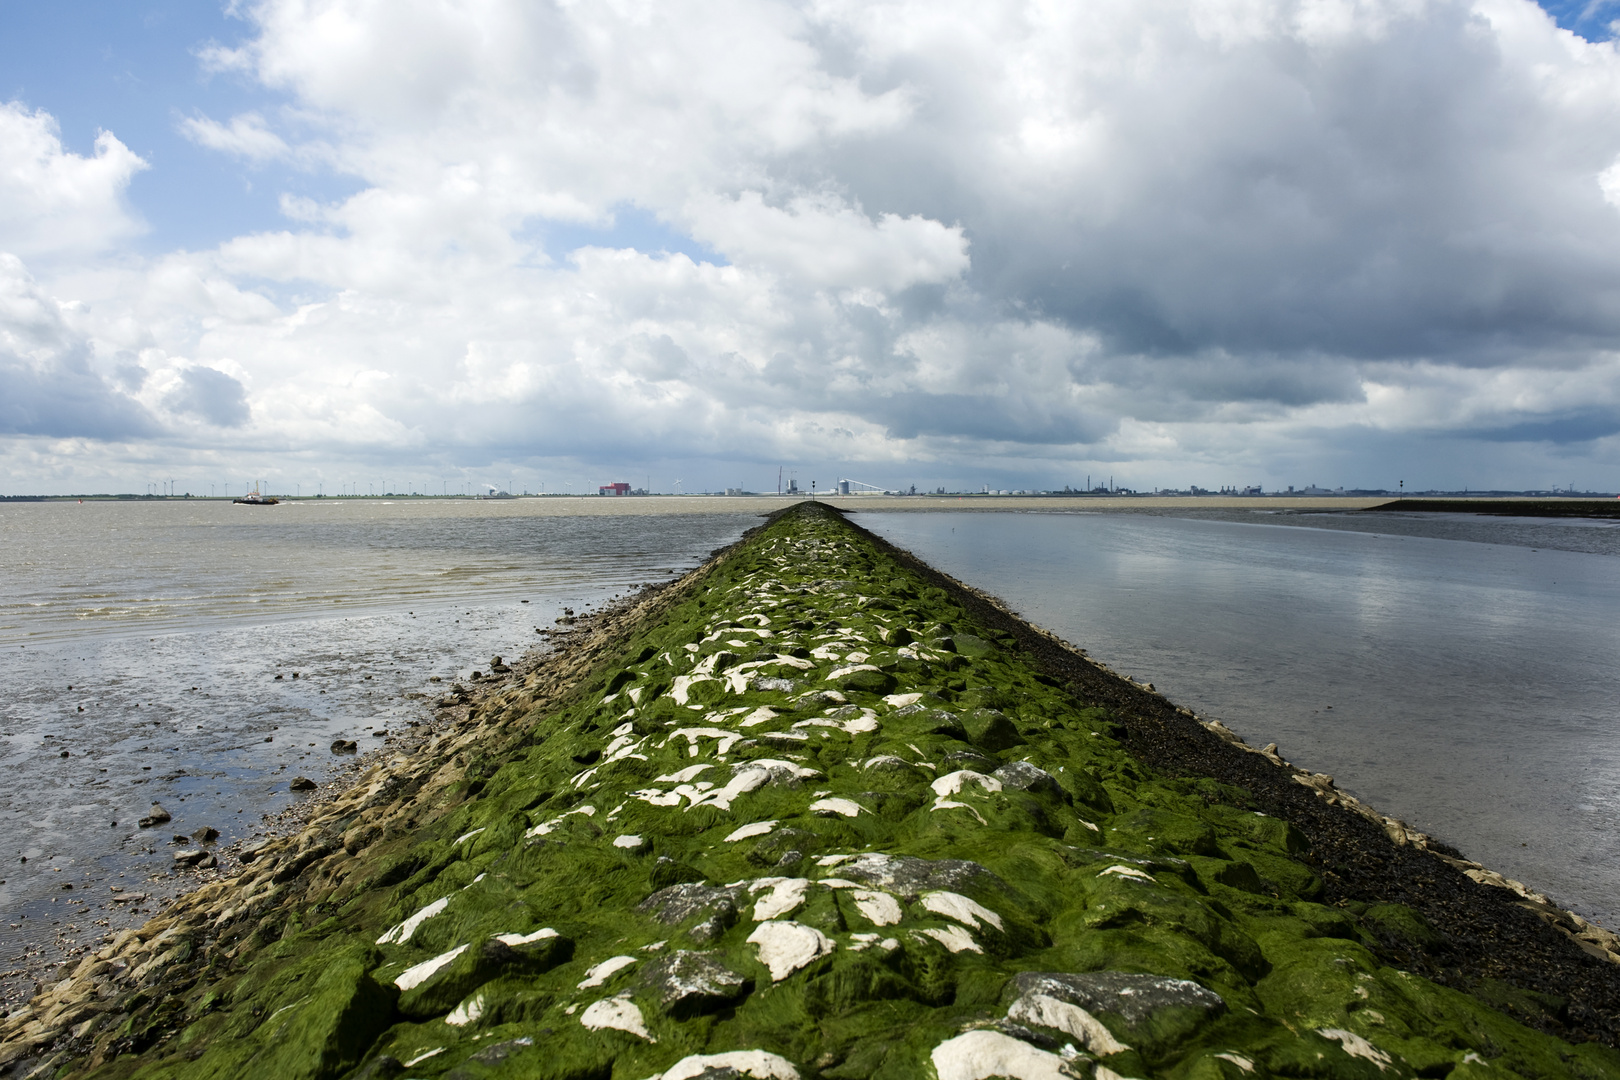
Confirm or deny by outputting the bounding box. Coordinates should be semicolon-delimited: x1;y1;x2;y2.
5;492;1618;513
1364;497;1620;518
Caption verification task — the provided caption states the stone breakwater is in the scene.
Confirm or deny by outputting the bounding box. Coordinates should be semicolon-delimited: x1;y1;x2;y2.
5;502;1620;1080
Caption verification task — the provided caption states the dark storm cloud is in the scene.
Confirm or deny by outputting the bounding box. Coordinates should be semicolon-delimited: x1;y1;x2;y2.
873;392;1117;445
164;366;252;428
0;351;158;439
1472;408;1620;444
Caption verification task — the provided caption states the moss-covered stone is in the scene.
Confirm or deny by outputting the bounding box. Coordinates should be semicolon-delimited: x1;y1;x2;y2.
60;503;1620;1080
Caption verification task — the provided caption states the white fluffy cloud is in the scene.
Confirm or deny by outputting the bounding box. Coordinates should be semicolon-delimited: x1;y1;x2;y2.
7;0;1620;491
0;103;148;262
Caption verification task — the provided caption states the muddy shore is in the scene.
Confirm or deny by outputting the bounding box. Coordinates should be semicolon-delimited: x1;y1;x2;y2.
3;502;1618;1079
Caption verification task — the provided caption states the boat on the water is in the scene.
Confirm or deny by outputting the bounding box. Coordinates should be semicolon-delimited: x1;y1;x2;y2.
232;490;279;505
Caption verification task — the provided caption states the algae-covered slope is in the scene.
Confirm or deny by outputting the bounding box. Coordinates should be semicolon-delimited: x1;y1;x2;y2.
30;503;1620;1080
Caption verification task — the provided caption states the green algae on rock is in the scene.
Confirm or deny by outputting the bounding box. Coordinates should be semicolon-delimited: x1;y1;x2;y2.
11;502;1620;1080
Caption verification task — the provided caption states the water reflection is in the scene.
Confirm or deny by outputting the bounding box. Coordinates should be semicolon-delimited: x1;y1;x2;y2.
861;510;1620;927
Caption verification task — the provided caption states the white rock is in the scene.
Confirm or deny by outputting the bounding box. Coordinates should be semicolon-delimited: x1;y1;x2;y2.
687;759;821;812
395;944;468;991
930;1030;1082;1080
1099;865;1155;883
656;763;714;783
671;675;714;705
852;890;902;926
809;797;864;817
920;891;1004;931
614;835;645;849
747;920;834;980
631;788;687;808
1008;993;1131;1055
740;707;780;728
495;928;557;946
526;804;597;838
444;992;485;1027
931;771;1003;798
454;827;486;846
884;693;924;708
839;712;879;734
403;1047;446;1068
1213;1054;1255;1074
1317;1029;1394;1071
580;995;655;1040
753;878;811;921
913;926;981;953
1095;1066;1146;1080
826;663;881;680
725;820;778;842
651;1049;800;1080
377;896;448;945
683;768;769;811
669;727;743;756
931;798;987;824
578;955;638;988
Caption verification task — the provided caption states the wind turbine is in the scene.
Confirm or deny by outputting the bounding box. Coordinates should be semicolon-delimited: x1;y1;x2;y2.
673;478;684;494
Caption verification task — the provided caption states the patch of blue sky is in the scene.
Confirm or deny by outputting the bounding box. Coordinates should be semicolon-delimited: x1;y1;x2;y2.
528;205;729;267
0;0;363;254
1535;0;1620;40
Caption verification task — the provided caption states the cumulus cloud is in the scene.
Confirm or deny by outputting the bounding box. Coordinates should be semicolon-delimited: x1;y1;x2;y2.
11;0;1620;489
0;102;147;262
0;255;155;439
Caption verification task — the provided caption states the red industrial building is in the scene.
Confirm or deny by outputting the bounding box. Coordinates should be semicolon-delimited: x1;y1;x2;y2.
599;482;632;496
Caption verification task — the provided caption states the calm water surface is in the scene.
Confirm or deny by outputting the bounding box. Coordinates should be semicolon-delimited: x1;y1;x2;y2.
0;498;760;985
861;510;1620;927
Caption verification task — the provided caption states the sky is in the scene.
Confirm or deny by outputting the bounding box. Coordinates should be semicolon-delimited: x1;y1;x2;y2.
4;0;1620;496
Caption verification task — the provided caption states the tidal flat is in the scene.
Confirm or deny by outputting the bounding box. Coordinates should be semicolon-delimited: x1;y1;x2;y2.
5;502;1618;1080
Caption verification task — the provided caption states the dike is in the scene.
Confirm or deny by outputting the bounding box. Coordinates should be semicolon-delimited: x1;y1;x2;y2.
5;501;1620;1080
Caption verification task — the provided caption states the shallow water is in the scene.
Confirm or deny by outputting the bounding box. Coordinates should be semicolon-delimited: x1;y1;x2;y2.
860;509;1620;927
0;499;760;982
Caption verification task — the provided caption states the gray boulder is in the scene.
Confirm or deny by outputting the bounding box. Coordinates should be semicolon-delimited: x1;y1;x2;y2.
993;761;1064;798
639;951;751;1018
1007;971;1225;1051
837;853;1000;901
137;804;172;828
637;883;745;941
